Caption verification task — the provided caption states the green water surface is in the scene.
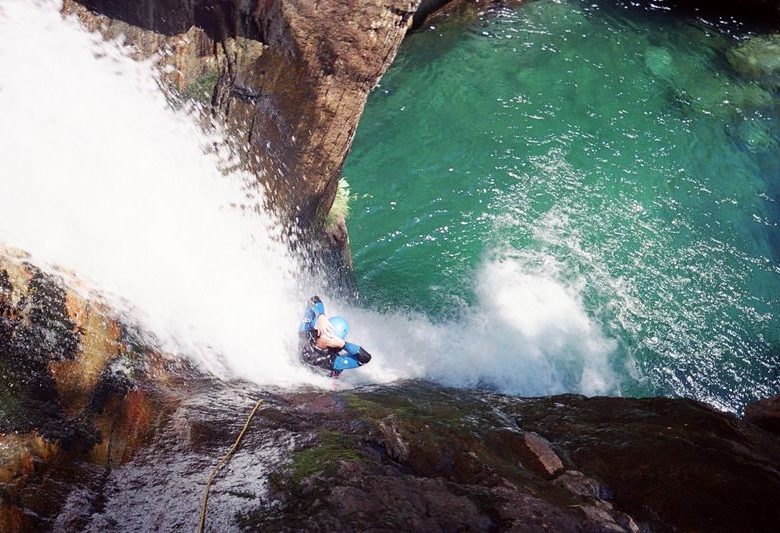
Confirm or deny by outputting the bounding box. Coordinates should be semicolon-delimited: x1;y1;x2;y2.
343;0;780;411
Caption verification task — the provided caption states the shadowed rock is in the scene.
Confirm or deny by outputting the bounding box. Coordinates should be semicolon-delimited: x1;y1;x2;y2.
253;385;780;532
745;396;780;436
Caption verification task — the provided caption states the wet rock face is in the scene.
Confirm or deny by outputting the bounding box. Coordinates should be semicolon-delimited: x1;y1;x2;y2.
63;0;422;229
745;396;780;436
246;386;780;532
1;259;75;432
0;248;191;531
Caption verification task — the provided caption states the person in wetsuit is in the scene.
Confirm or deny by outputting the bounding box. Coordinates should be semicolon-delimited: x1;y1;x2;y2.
299;295;372;378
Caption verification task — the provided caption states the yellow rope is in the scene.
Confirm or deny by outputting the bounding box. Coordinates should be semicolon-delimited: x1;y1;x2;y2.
196;399;264;533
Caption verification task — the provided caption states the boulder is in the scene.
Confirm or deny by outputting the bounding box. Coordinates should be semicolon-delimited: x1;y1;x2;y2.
522;431;564;477
727;34;780;88
745;395;780;436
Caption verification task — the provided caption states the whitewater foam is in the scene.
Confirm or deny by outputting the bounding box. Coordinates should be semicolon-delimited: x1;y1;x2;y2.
339;251;617;396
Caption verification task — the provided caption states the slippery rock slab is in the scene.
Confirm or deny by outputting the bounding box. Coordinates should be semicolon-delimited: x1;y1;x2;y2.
3;247;780;531
0;246;191;531
522;431;564;477
3;369;780;530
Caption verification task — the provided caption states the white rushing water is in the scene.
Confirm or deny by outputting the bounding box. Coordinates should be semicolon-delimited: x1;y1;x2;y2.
0;0;617;395
0;0;316;385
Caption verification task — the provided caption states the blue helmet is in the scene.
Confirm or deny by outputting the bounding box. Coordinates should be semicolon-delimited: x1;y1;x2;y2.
328;316;349;339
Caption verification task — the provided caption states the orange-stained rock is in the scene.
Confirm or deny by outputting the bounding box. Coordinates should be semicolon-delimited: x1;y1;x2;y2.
0;432;59;484
89;389;156;466
0;246;32;310
0;246;189;529
0;504;24;533
49;292;122;415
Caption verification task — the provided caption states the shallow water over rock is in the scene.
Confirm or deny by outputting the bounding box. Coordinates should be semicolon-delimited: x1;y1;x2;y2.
6;377;780;532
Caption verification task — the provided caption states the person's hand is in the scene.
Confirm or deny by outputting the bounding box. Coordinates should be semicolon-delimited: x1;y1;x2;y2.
314;314;330;335
314;315;346;349
323;335;346;349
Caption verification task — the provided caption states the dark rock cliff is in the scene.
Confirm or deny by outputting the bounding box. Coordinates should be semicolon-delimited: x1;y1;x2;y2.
255;386;780;532
62;0;422;233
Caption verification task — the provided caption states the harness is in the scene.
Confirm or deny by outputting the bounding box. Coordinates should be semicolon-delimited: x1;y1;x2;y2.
300;332;338;370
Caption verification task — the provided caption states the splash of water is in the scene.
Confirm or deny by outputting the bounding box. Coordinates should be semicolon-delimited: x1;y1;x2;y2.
334;250;617;396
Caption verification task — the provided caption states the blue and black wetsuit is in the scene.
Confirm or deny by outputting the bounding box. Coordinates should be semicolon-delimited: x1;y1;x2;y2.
298;296;371;376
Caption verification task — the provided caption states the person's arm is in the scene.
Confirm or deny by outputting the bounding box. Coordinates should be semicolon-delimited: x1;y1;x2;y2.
299;295;326;333
314;314;330;335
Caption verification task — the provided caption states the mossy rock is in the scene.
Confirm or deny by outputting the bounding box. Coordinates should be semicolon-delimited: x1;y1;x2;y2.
727;34;780;87
288;430;364;487
181;68;220;103
645;46;676;80
325;179;351;228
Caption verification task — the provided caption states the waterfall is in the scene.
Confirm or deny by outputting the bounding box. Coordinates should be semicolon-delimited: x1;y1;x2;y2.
0;0;320;386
